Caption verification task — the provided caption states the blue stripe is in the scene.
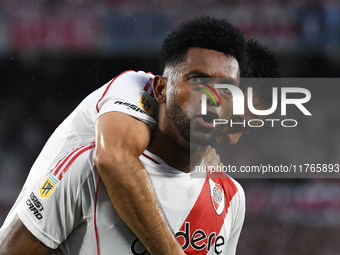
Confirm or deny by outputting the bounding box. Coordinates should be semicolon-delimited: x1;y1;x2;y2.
49;173;59;184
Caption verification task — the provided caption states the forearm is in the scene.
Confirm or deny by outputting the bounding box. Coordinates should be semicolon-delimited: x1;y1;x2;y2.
95;151;184;255
94;112;185;254
0;216;51;255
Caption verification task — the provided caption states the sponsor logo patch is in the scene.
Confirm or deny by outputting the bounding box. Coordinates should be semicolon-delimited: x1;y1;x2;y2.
40;173;58;198
131;222;226;254
208;179;225;215
139;92;154;115
114;101;147;115
26;192;44;220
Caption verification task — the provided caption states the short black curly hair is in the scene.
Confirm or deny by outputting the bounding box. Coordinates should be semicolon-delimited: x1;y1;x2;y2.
241;38;280;108
159;16;248;76
242;38;280;79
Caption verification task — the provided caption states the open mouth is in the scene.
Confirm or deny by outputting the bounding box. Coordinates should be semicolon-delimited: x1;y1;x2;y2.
196;112;219;129
201;115;215;123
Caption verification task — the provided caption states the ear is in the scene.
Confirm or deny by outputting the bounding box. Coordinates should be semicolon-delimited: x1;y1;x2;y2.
152;75;167;103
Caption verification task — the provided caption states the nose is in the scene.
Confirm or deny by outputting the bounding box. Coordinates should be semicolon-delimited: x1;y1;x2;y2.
226;133;242;145
206;96;220;107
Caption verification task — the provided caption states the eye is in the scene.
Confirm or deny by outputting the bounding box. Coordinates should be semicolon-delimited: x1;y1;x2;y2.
220;88;232;95
190;77;201;83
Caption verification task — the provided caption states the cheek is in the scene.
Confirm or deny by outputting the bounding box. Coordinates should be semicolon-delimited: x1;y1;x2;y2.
171;84;192;108
189;90;203;111
220;99;233;119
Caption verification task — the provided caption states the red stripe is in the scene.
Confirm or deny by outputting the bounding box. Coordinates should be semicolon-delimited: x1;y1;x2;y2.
198;81;223;106
96;70;133;112
51;151;72;175
142;77;153;92
57;143;95;180
204;83;223;106
52;145;86;176
94;176;101;255
141;153;160;164
177;173;238;254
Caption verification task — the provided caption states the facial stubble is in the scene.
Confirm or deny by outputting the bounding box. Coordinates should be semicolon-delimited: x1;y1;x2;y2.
165;99;224;146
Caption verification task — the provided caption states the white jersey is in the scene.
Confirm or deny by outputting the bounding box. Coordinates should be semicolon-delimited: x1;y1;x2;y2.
0;70;157;236
15;145;245;255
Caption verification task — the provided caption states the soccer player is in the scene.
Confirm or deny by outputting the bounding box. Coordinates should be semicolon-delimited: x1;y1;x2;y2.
0;16;248;254
217;38;280;145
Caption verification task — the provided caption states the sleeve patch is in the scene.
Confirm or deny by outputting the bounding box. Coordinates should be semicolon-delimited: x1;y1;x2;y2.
40;174;58;198
139;92;155;115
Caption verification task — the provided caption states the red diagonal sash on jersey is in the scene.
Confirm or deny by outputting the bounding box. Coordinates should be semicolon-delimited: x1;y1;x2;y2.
176;173;238;254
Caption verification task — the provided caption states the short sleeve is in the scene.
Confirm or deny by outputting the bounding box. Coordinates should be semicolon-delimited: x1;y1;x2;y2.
17;145;96;249
96;71;157;129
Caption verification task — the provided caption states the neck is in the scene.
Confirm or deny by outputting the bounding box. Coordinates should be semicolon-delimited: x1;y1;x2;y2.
147;126;207;173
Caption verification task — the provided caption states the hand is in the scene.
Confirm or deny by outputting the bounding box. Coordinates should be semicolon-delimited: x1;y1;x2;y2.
203;146;224;172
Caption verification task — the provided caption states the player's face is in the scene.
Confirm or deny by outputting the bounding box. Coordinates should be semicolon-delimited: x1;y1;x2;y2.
216;96;266;145
164;47;239;146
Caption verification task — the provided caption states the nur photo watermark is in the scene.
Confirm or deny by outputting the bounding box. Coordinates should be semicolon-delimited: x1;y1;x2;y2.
190;78;339;179
196;78;311;128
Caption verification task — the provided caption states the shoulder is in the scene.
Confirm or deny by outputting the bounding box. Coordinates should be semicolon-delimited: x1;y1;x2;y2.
110;70;154;88
98;70;155;104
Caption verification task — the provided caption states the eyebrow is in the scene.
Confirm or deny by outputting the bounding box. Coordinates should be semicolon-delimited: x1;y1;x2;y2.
185;69;239;85
184;70;211;78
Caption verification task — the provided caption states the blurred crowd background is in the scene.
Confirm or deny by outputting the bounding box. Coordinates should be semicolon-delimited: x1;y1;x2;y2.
1;0;340;254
